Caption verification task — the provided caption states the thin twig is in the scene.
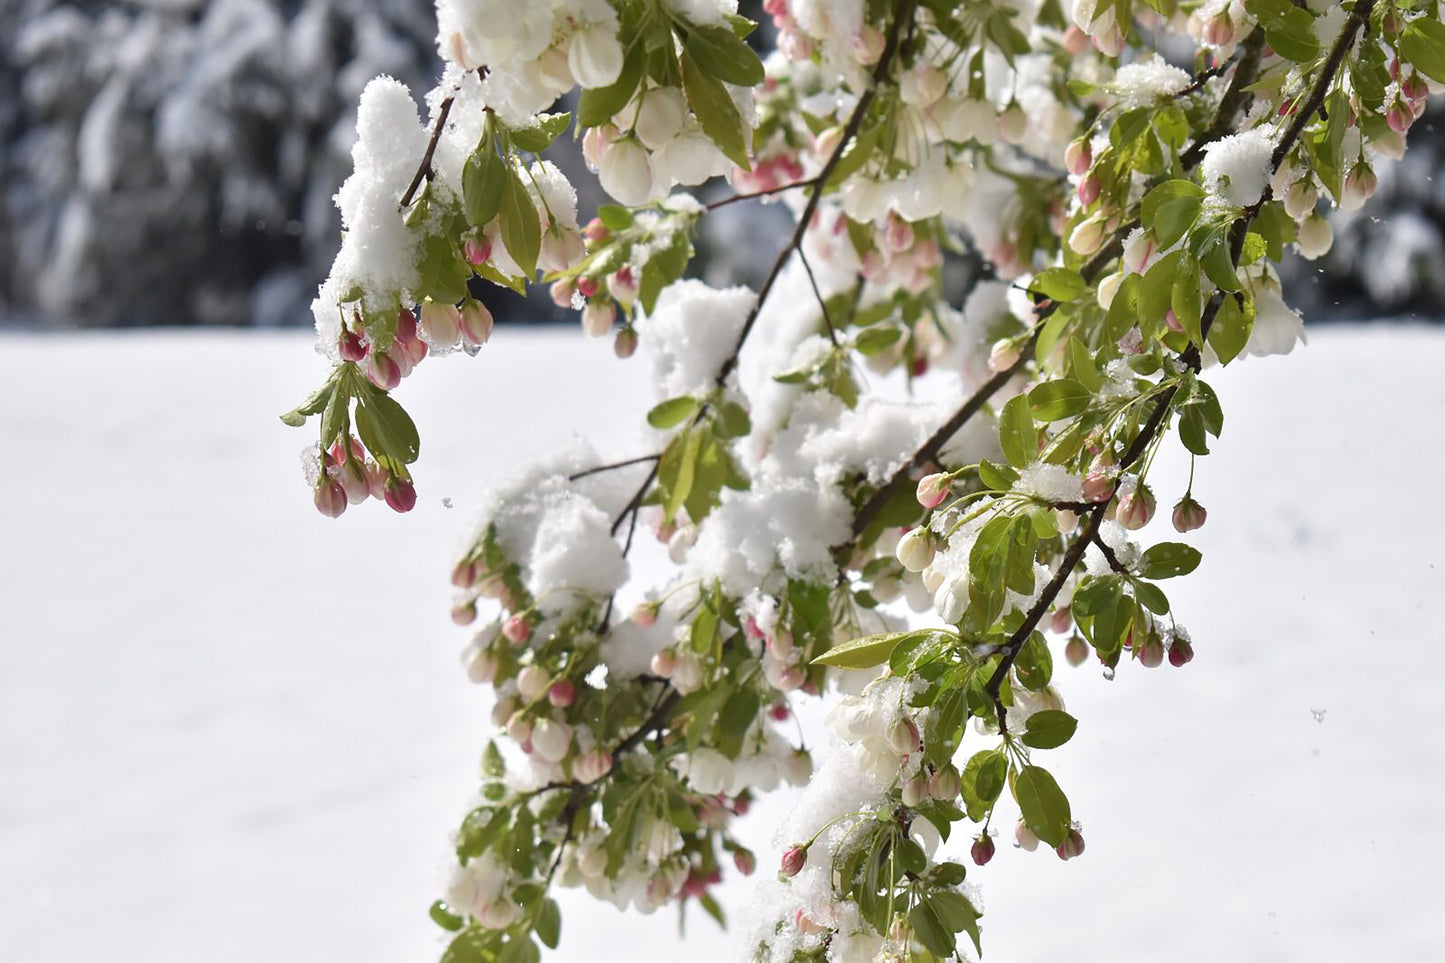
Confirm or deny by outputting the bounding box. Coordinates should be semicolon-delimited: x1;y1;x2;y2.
797;247;840;347
568;454;661;482
705;181;811;210
400;94;457;210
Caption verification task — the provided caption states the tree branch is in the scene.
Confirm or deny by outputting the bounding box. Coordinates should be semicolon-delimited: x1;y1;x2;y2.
400;94;457;210
568;454;661;482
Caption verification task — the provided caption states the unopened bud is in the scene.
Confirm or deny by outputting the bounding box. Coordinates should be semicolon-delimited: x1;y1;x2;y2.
885;717;922;755
971;834;996;866
1064;138;1092;177
548;679;576;707
503;614;532;645
895;528;935;572
1082;469;1116;503
650;648;677;677
581;300;616;338
1056;828;1086;860
1068;214;1106;255
384;476;417;513
915;472;950;509
459;301;494;347
1065;635;1090;667
451;600;477;626
613;326;638;359
1172;495;1207;532
1014;820;1040;851
419;301;462;350
313;479;347;518
1296;213;1334;260
574;748;613;784
1138;635;1164;668
1168;639;1195;667
1117;484;1156;530
1077;175;1101;206
631;601;659;626
779;844;808;878
464;236;492;266
900;772;928;808
929;765;961;801
988;338;1021;372
338;327;367;363
733;848;756;876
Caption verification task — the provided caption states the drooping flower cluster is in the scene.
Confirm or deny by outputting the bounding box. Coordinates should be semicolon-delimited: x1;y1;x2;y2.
280;0;1444;958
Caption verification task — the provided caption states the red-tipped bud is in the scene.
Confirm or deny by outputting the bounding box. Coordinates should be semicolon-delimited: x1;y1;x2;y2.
1386;101;1414;133
1082;469;1116;503
1138;634;1164;668
631;601;659;626
650;648;677;677
779;845;808;878
548;679;576;708
502;615;531;645
1056;828;1086;860
451;559;478;588
459;301;494;346
364;350;401;391
451;600;477;626
733;848;756;876
338;327;367;363
929;765;961;801
313;479;347;518
915;472;950;509
614;326;638;359
885;717;922;755
384;477;416;513
1050;606;1073;634
1064;138;1092;177
971;834;996;866
1172;496;1207;532
464;236;492;266
1065;636;1090;667
1076;175;1101;206
1169;640;1195;667
550;279;576;309
395;308;418;344
900;772;928;808
1118;484;1156;530
574;748;613;784
583;217;609;242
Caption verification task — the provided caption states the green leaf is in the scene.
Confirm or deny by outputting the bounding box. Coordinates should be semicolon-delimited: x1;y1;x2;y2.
535;899;561;949
961;749;1007;820
977;459;1018;491
462;149;505;227
854;325;902;356
682;23;766;86
1153;195;1203;251
1013;632;1052;691
909;900;956;958
497;936;539;963
929;891;983;956
280;377;335;427
1200;239;1240;293
680;52;750;169
1402;20;1445;84
647;396;699;429
596;204;633;231
510;112;571;153
1014;765;1071;847
355;390;420;466
429;900;465;932
1266;8;1321;63
1141;179;1204;226
1028;379;1091;421
1139;250;1182;328
1068;337;1103;393
1171;255;1203;345
1022;709;1078;749
499;168;540;278
1139;542;1202;579
1208;291;1253;365
1134;581;1171;615
1030;267;1088;302
998;394;1037;468
319;384;349;450
812;629;944;669
440;928;490;963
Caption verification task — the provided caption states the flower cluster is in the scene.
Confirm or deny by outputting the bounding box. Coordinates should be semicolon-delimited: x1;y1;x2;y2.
281;0;1443;958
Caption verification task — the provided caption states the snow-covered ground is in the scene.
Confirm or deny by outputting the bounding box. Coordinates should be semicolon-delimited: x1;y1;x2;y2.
2;326;1442;962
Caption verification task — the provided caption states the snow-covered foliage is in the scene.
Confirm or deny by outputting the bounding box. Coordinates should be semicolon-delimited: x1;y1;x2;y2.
273;0;1445;959
0;0;436;326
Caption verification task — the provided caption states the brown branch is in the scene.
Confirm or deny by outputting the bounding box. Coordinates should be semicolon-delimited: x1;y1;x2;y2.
568;454;661;482
400;94;456;210
705;181;811;210
1180;31;1266;169
797;247;841;347
1270;0;1375;171
713;0;917;390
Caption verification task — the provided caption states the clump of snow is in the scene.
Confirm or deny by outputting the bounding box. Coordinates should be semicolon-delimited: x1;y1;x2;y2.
1014;463;1085;502
766;395;945;487
1112;56;1192;108
1200;127;1277;207
684;478;851;596
635;279;757;401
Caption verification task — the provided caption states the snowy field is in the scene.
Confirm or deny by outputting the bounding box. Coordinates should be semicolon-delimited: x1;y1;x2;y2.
2;325;1443;962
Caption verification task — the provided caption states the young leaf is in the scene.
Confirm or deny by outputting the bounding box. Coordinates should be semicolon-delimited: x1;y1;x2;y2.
682;24;766;86
1022;709;1078;749
462;148;505;227
1028;379;1091;421
812;629;944;669
1030;267;1088;302
499;169;540;278
1139;542;1203;579
998;394;1038;468
1014;765;1071;847
510;112;571;154
647;396;699;429
680;52;750;169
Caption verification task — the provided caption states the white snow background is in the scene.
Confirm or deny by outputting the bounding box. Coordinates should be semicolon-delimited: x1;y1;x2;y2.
1;326;1442;961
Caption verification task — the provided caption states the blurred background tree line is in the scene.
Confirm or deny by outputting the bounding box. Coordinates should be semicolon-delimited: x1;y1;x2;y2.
2;0;1441;330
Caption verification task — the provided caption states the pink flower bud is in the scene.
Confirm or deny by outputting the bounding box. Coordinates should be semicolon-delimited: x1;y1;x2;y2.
364;350;401;391
1204;15;1235;46
1117;485;1156;530
338;327;367;363
971;834;996;866
1062;24;1090;54
1065;636;1090;667
650;648;677;677
1050;606;1073;634
451;600;477;626
779;845;808;878
1172;496;1207;532
1168;639;1195;667
464;236;492;266
1056;828;1086;860
459;301;494;347
1123;231;1156;274
1064;138;1092;177
1386;101;1414;133
395;308;418;344
540;230;586;273
929;765;961;801
576;276;599;298
506;715;532;745
733;848;756;876
885;717;922;755
883;212;915;253
631;601;659;627
548;679;576;707
767;630;794;659
451;560;478;588
1068;214;1106;255
851;24;885;64
900;772;928;808
574;748;613;784
607;266;638;306
581;301;615;338
1076;175;1101;206
365;462;388;500
613;326;638;358
778;665;806;692
1082;469;1116;503
384;476;417;513
1402;74;1429;103
988;338;1021;372
1138;635;1164;668
419;301;462;350
1015;820;1040;851
502;615;532;645
550;279;576;309
915;472;950;509
583;217;609;242
1345;164;1378;204
313;479;347;518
